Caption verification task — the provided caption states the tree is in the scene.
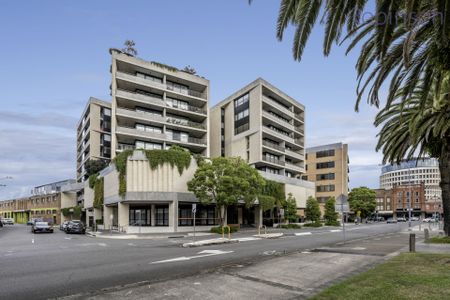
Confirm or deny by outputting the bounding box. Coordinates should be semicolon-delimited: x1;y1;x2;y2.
348;187;376;219
85;159;108;177
183;65;196;74
122;39;137;56
284;193;298;223
252;1;450;236
187;157;265;226
305;196;320;223
324;197;339;226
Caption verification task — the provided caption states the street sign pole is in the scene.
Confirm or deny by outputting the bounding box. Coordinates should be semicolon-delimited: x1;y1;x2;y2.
192;204;197;242
341;200;346;244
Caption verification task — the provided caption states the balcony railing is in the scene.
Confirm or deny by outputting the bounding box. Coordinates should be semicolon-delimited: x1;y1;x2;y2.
262;140;285;152
117;143;135;151
116;89;165;106
166;102;207;115
116;126;166;140
285;162;304;171
166;84;207;100
116;107;165;123
166;135;207;145
166;117;206;130
263;96;294;116
116;71;166;90
294;138;304;145
262;156;285;166
285;148;304;160
294;126;304;134
294;113;304;121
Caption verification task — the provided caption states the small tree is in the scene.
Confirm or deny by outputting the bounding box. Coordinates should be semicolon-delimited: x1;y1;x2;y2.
324;197;340;226
85;159;108;177
187;157;265;226
183;65;196;74
305;196;321;223
284;193;298;223
348;187;376;219
122;39;137;56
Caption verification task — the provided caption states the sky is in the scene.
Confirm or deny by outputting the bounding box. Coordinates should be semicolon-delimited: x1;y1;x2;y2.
0;0;383;199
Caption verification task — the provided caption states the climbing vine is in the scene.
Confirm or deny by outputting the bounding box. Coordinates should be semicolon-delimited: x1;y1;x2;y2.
61;206;82;219
93;177;104;209
113;146;192;197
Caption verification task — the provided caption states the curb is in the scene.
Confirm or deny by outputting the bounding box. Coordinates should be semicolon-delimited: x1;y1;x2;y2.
182;238;238;248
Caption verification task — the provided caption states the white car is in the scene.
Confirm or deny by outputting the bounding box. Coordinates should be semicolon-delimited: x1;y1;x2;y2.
409;217;419;221
2;218;14;225
423;218;434;223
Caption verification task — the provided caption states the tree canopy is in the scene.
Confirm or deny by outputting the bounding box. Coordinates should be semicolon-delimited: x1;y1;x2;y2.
305;196;321;223
324;197;340;226
348;187;376;218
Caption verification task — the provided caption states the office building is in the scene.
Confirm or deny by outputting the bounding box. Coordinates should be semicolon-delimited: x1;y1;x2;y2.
76;97;112;182
304;143;349;211
110;49;209;158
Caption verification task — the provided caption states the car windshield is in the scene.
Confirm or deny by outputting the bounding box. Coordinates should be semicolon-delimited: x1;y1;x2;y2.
36;222;48;226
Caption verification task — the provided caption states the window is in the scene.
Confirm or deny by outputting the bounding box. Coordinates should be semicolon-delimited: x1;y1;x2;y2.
316;161;335;169
234;93;249;108
316;149;335;158
135;141;163;150
316;173;335;181
155;205;169;226
136;72;163;84
301;175;308;180
234;108;249;121
129;207;151;226
167;81;189;94
166;97;188;110
135;123;162;133
234;94;250;135
166;129;189;142
316;185;335;192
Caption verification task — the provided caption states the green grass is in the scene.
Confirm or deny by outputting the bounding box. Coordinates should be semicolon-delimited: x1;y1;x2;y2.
279;224;301;229
311;253;450;300
427;236;450;244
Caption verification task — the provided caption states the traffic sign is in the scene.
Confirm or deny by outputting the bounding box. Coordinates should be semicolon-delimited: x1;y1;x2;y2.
192;203;197;213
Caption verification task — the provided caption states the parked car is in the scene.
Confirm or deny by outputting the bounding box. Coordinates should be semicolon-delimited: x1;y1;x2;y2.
397;217;407;222
409;216;419;221
60;221;69;231
2;218;14;225
26;220;34;226
32;221;54;233
66;221;86;234
0;219;3;227
387;218;398;224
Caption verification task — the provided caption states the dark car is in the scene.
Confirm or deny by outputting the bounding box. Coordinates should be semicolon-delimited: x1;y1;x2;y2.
60;221;69;231
66;221;86;234
26;220;34;226
387;218;398;224
32;221;54;233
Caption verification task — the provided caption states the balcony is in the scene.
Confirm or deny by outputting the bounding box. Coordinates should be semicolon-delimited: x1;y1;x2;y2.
116;126;166;141
294;126;304;134
262;111;294;131
285;149;304;160
166;84;207;100
166;102;207;115
166;117;206;130
262;156;285;166
116;71;166;91
285;162;304;172
263;126;295;143
116;107;165;123
166;135;207;146
294;113;304;122
263;96;294;117
262;140;285;152
117;143;136;151
116;89;165;107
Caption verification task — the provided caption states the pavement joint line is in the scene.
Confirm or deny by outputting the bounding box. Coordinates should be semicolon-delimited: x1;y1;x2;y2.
225;273;307;294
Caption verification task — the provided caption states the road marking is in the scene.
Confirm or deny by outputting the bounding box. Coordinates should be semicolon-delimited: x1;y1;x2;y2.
235;237;261;242
330;229;342;232
97;243;107;247
127;243;136;246
31;239;34;244
151;249;233;264
295;232;312;236
64;237;72;240
352;247;366;250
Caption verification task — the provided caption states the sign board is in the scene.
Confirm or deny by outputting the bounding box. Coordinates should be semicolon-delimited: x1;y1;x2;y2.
192;203;197;213
279;208;285;217
335;204;350;213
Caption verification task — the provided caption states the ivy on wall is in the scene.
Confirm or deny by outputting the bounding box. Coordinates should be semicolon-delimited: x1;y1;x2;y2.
61;206;82;219
112;146;192;197
93;177;104;209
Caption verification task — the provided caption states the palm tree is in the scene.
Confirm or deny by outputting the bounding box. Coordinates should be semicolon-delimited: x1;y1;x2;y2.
375;78;450;235
252;0;450;235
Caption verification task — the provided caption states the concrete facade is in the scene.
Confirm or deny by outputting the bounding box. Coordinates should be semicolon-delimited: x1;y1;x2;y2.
110;49;210;159
210;78;306;179
305;143;349;213
76;98;111;183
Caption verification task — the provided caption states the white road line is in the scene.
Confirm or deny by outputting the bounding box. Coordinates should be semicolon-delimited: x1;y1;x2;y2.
295;232;312;236
330;229;342;232
235;237;262;242
151;249;233;264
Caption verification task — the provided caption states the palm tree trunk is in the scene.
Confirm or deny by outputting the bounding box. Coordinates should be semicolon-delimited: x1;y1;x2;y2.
439;137;450;236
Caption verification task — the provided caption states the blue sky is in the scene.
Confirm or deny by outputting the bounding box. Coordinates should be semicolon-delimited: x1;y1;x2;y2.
0;0;383;199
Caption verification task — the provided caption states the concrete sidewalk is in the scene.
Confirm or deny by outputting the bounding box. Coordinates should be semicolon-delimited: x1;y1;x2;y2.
63;231;416;300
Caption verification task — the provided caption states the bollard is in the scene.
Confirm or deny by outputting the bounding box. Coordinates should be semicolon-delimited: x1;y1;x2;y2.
409;233;416;252
424;228;429;241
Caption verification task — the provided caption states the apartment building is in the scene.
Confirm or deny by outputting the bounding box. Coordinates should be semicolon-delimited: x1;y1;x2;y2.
304;143;349;211
110;49;209;158
210;78;314;222
76;97;112;182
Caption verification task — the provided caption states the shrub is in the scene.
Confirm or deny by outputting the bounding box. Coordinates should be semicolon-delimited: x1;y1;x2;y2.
304;221;322;227
427;236;450;244
95;219;103;225
325;220;341;226
280;224;301;229
210;226;239;234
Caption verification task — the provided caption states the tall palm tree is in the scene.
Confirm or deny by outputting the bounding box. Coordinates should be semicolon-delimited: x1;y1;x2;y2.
252;0;450;235
375;78;450;234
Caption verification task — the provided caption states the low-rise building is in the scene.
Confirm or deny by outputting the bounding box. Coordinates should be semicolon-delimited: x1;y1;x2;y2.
374;183;426;218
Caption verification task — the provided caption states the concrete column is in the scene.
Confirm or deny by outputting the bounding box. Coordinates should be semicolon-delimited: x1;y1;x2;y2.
103;205;113;229
238;207;243;225
151;204;156;226
255;206;263;228
118;202;129;233
169;201;178;232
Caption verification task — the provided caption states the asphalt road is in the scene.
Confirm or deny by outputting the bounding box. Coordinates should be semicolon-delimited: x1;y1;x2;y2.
0;222;415;300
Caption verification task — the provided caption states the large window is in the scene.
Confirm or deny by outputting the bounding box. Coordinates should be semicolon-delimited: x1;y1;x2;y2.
316;161;335;169
178;204;217;226
136;72;163;84
167;81;189;95
316;173;335;181
155;205;169;226
135;141;163;150
166;97;188;110
234;93;250;135
166;129;189;142
316;149;335;158
129;207;151;226
135;123;162;133
316;185;335;192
